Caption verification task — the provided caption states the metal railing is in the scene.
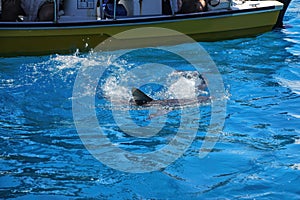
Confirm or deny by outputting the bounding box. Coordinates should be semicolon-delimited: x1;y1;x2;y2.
113;0;117;20
53;0;58;23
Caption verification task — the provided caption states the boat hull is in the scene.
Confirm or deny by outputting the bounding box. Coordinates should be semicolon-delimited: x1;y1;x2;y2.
0;2;282;56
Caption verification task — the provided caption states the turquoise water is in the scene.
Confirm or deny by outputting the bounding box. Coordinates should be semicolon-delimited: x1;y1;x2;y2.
1;1;300;199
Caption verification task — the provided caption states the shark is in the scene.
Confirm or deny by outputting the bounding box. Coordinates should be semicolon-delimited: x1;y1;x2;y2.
130;70;210;107
102;70;210;112
131;87;210;107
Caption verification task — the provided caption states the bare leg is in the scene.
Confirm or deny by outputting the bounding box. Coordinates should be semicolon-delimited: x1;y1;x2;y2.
179;0;206;14
37;2;54;21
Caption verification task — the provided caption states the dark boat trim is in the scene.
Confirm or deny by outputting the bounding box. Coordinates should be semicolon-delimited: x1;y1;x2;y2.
274;0;292;27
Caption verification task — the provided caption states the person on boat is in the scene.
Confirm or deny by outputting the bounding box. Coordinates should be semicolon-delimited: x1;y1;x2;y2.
1;0;60;21
21;0;56;21
106;0;120;3
1;0;24;21
162;0;182;15
162;0;206;15
104;0;127;18
179;0;206;14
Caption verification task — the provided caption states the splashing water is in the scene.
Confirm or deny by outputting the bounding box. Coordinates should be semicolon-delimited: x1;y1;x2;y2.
1;1;300;198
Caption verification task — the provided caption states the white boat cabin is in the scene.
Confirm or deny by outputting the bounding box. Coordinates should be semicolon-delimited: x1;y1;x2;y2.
0;0;232;22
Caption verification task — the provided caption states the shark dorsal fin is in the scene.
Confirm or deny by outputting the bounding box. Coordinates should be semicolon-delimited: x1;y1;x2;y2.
131;88;153;105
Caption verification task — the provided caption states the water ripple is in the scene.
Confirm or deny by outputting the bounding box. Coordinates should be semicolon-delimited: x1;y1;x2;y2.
1;1;300;198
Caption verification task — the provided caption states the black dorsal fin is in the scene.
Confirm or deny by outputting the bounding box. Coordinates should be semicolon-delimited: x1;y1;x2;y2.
131;88;153;106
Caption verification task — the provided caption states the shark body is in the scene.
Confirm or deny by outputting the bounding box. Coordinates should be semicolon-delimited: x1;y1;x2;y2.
130;71;210;107
131;87;210;107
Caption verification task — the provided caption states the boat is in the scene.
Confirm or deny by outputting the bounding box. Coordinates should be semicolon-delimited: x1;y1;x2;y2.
0;0;288;56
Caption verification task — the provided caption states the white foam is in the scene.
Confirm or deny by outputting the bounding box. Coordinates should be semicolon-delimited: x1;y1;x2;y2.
291;163;300;170
295;139;300;144
277;77;300;95
168;76;196;99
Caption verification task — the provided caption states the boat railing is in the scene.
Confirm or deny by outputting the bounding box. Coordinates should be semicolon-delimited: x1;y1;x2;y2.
113;0;117;20
169;0;175;16
0;0;210;23
54;0;58;23
0;0;2;18
98;0;104;19
0;0;269;23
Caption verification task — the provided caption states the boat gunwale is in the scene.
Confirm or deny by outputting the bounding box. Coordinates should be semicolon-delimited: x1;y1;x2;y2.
0;5;280;29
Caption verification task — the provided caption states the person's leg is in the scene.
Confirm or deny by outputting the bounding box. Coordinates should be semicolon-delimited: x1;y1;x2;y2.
179;0;206;14
37;1;54;21
1;0;24;21
162;0;172;15
196;0;206;12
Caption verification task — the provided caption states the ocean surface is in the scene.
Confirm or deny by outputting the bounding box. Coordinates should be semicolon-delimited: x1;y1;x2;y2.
1;1;300;199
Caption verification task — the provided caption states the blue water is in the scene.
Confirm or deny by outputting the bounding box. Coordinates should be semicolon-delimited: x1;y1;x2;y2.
1;1;300;199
